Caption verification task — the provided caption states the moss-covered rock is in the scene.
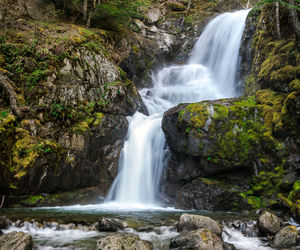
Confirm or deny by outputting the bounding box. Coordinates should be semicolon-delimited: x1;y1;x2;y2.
162;87;300;210
240;4;300;95
0;114;16;195
163;94;286;175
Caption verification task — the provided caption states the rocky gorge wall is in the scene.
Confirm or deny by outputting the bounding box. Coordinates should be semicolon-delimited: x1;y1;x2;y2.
161;3;300;217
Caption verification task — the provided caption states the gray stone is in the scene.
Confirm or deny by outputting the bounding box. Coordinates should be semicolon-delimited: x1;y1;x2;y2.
274;226;298;248
0;231;33;250
145;8;161;24
96;233;153;250
177;214;222;236
97;217;128;232
170;229;224;250
257;211;281;235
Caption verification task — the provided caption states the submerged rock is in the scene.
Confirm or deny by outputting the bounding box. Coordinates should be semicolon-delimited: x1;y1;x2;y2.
0;231;33;250
96;233;153;250
170;229;224;250
274;225;298;248
257;211;281;235
177;214;222;236
97;217;128;232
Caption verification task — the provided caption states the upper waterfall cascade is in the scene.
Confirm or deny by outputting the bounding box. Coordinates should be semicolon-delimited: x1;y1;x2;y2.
105;9;251;206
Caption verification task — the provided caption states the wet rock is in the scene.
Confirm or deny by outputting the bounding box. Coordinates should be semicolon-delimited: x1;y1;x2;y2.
0;231;33;250
177;214;222;236
174;178;243;211
0;216;10;229
96;233;153;250
257;211;281;235
238;9;260;95
274;225;298;248
97;218;128;232
223;242;237;250
170;229;224;250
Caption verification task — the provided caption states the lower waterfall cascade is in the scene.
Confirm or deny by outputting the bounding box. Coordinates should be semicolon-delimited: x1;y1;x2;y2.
105;9;251;206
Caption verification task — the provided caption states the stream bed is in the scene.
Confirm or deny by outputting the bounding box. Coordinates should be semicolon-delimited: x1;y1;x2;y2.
1;205;292;249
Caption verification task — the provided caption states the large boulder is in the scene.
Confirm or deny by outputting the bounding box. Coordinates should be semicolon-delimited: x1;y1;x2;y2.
177;214;222;236
97;217;128;232
274;225;298;248
0;231;33;250
174;178;243;211
170;229;224;250
96;233;153;250
257;211;281;235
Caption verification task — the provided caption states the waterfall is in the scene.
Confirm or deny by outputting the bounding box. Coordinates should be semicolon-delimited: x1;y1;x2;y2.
106;9;250;206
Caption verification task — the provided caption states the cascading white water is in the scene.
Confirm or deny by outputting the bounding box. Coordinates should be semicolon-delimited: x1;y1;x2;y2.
106;9;250;206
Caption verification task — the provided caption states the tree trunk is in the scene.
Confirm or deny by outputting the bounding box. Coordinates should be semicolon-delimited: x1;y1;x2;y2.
187;0;192;13
275;1;281;39
0;196;5;209
246;0;251;8
0;74;22;117
87;11;92;27
87;0;97;27
83;0;88;21
289;0;300;40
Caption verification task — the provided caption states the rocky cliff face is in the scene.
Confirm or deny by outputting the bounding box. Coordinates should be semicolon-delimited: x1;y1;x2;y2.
162;3;300;216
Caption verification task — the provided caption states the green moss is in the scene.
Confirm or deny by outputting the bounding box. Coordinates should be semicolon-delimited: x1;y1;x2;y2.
132;44;140;53
93;112;105;126
289;79;300;93
72;121;89;134
247;196;264;209
213;104;229;119
12;131;59;179
23;195;45;205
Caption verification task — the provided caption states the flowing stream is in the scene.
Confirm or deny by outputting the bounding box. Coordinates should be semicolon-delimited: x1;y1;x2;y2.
106;9;251;206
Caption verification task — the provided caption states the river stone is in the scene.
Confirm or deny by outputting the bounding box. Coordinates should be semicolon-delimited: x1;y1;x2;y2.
257;211;281;235
274;225;298;248
177;214;222;236
96;233;153;250
0;231;33;250
170;229;224;250
97;217;128;232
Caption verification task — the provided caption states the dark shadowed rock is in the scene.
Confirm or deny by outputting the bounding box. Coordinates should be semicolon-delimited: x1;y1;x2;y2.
96;233;153;250
177;214;222;236
0;231;33;250
170;229;224;250
174;178;243;211
97;217;128;232
257;211;281;235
